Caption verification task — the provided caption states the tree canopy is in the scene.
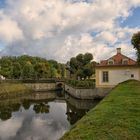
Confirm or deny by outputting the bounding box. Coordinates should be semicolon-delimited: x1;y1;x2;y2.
131;31;140;64
0;55;66;79
67;53;96;79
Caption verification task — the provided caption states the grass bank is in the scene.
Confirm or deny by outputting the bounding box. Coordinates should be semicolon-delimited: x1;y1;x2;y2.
61;80;140;140
0;82;32;99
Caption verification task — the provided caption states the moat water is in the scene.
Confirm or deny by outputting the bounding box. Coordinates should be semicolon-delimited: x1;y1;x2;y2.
0;91;100;140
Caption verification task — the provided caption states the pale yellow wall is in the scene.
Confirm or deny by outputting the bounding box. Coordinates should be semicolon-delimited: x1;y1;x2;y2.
96;67;140;88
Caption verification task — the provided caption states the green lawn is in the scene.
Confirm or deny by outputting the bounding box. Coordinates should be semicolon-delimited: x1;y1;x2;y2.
61;80;140;140
0;82;32;99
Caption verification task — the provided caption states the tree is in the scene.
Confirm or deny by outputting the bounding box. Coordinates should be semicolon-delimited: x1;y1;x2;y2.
83;63;93;79
22;62;35;79
12;62;21;79
131;32;140;64
0;57;13;78
84;53;93;64
60;64;66;78
68;53;94;79
34;62;50;79
0;55;66;79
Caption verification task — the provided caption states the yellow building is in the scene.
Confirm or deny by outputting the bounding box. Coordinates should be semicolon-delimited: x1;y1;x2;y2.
96;48;140;88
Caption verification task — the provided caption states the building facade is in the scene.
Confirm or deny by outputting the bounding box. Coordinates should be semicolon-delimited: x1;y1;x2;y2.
96;48;140;88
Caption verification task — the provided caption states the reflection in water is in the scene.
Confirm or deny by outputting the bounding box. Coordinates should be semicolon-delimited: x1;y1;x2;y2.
22;99;31;110
0;91;100;140
33;103;50;114
65;94;100;125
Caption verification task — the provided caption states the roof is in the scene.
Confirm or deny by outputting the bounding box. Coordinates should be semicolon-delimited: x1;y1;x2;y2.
97;48;136;67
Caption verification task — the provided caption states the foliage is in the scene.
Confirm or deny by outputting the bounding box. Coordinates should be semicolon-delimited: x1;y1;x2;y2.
61;80;140;140
131;31;140;64
0;55;66;79
66;79;95;88
67;53;96;79
0;98;50;121
33;103;49;114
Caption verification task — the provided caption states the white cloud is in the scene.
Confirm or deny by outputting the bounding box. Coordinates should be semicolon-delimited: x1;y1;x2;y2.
94;31;117;45
0;11;23;43
0;0;140;62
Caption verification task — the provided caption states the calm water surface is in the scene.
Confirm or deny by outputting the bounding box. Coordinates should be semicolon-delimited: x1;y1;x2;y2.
0;91;100;140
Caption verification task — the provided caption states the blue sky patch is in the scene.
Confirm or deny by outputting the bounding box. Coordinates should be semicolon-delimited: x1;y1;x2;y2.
0;42;5;51
121;7;140;28
0;0;6;8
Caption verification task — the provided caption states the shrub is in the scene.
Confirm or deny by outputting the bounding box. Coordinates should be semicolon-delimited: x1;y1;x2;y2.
66;79;95;88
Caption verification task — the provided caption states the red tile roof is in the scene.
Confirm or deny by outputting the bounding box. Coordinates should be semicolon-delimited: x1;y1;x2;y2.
98;50;136;67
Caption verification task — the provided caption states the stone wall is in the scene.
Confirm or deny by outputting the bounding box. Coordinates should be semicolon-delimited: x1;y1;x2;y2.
25;83;56;91
65;84;112;99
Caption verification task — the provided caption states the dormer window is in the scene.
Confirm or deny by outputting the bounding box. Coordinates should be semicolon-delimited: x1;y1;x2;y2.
108;59;114;65
122;59;128;65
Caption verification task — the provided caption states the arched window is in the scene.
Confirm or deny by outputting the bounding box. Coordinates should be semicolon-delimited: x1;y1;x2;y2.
122;59;128;65
108;59;114;65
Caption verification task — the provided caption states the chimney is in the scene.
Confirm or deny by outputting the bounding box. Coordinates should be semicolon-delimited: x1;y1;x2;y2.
117;48;121;54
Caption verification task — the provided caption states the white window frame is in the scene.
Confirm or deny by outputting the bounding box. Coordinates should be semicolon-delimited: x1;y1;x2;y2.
122;59;128;65
108;59;114;65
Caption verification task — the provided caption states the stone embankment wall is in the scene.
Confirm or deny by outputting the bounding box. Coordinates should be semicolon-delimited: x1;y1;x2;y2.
25;83;56;91
65;84;112;99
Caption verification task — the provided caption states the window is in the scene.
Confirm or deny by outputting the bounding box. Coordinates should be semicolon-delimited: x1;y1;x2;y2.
122;59;128;65
102;71;109;82
108;59;114;65
131;74;134;78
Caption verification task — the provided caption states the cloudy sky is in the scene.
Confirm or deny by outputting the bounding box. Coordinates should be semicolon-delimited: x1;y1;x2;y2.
0;0;140;62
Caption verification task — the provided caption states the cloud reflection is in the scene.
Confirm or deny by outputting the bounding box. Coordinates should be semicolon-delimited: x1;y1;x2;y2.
0;117;23;140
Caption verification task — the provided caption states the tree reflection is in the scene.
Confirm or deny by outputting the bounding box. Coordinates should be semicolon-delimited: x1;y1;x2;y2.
22;99;31;110
0;108;12;121
0;97;51;121
0;102;21;121
11;103;21;112
33;103;50;114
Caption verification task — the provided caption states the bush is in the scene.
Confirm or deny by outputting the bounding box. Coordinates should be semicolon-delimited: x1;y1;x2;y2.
66;79;95;88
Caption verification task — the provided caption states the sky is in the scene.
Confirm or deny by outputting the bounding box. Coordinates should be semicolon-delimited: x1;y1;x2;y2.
0;0;140;63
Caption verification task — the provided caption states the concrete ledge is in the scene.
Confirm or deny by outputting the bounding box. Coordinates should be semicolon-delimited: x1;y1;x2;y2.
65;84;112;99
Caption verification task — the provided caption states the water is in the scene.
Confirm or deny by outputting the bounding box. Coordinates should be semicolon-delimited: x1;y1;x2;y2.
0;91;100;140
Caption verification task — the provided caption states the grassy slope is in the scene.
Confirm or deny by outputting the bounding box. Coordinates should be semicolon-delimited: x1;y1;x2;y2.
0;83;32;98
61;80;140;140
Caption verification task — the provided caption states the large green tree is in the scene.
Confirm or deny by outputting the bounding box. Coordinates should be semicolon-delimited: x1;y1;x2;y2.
68;53;95;79
131;32;140;64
